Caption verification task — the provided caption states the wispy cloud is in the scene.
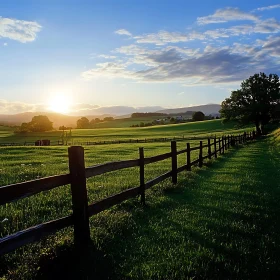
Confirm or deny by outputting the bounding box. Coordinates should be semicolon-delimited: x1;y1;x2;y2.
83;5;280;86
0;99;44;114
81;62;136;80
0;16;41;43
135;31;188;45
98;54;117;59
115;29;132;36
197;7;258;25
254;4;280;12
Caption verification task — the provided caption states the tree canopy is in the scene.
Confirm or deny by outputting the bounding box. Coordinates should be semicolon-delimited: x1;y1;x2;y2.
192;111;205;121
29;115;53;132
77;117;90;129
16;115;53;133
220;73;280;134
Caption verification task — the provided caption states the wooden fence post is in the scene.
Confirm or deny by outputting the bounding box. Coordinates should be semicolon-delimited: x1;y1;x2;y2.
222;136;225;154
225;136;227;151
186;143;191;171
171;141;177;184
214;138;217;159
227;135;230;149
219;138;221;155
244;132;246;142
68;146;90;249
199;141;203;167
208;138;211;159
139;147;145;204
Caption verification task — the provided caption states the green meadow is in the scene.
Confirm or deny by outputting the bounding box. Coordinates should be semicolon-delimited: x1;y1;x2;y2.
0;119;252;145
1;121;279;279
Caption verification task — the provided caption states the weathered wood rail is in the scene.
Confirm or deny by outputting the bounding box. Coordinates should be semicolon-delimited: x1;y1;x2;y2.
0;130;256;255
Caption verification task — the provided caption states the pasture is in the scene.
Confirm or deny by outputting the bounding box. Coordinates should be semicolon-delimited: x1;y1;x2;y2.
0;119;252;145
1;122;278;279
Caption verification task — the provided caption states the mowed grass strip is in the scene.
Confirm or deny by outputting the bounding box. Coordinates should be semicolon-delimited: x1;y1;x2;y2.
1;131;280;279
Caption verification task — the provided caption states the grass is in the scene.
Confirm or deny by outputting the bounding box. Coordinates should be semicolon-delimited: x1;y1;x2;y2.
1;125;279;279
0;119;253;144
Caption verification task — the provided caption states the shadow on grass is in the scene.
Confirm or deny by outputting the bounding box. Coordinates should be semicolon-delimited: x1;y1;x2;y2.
29;139;280;279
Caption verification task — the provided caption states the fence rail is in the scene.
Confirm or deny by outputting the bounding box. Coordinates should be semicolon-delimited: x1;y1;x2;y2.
0;130;256;256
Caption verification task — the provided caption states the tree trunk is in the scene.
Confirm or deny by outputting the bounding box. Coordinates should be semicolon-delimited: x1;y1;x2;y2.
255;122;261;135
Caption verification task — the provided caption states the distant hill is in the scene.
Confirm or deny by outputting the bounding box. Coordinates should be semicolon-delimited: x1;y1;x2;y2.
0;104;222;128
156;104;221;116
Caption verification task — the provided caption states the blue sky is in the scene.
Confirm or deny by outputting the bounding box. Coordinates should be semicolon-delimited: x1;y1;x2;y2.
1;0;280;115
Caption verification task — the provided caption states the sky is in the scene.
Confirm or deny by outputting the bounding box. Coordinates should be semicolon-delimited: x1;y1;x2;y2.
1;0;280;115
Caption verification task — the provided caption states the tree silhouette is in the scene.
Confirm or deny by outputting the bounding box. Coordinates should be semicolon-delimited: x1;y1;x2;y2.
220;73;280;134
192;111;205;121
28;115;53;132
77;117;90;129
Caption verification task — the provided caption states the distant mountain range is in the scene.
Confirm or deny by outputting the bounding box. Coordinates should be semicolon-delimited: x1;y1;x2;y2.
156;104;221;116
0;104;221;128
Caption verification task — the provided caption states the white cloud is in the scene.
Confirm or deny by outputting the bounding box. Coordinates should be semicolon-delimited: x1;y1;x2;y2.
0;16;41;43
3;42;7;46
255;4;280;12
197;7;258;25
98;54;117;59
82;39;280;85
81;62;136;80
135;30;188;45
115;29;132;36
82;5;280;86
0;99;45;114
262;35;280;57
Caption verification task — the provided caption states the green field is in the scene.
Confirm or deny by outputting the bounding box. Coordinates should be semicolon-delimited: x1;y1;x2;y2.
1;122;279;279
0;119;252;145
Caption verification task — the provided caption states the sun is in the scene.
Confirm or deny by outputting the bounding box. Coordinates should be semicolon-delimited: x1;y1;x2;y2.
48;94;72;114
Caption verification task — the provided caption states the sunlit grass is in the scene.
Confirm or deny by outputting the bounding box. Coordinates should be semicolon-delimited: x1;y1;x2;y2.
0;119;253;144
1;125;278;279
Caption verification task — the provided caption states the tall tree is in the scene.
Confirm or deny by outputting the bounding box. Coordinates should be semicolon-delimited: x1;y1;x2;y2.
29;115;53;132
220;73;280;134
77;117;90;129
192;111;205;121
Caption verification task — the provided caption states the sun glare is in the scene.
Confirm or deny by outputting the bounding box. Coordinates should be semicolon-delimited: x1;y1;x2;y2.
48;94;72;114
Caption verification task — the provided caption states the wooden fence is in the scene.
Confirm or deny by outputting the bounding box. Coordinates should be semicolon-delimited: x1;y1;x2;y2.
0;130;256;255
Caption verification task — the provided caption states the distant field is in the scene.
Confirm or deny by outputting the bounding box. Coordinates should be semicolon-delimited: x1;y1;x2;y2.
93;116;165;128
0;119;253;144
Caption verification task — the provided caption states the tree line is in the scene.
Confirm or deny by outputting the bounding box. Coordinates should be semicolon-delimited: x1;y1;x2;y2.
76;116;114;129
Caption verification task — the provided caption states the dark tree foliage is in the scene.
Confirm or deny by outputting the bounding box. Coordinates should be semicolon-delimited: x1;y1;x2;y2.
220;73;280;134
16;116;53;133
76;117;90;129
103;117;114;121
28;115;53;132
192;111;205;121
